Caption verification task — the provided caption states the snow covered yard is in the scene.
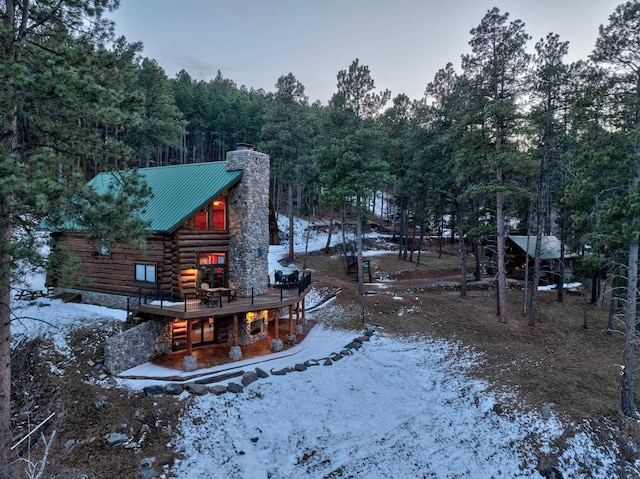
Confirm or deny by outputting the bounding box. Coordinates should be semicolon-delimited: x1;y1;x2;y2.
8;216;638;478
166;326;621;479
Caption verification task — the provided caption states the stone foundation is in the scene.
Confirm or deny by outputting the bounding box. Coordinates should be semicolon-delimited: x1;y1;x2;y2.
63;288;139;311
238;310;268;345
105;318;172;375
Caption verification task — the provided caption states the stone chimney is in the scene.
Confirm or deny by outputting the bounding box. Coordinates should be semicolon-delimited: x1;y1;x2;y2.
226;144;270;295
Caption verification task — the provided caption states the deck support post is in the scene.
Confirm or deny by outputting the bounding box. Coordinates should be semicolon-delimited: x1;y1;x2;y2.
288;305;294;335
232;314;239;346
274;309;280;339
186;320;193;356
302;297;306;320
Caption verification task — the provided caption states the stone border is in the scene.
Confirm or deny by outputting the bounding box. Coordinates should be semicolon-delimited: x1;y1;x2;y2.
142;326;376;398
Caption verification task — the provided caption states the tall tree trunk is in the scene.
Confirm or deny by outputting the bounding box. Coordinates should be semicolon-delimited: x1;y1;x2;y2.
458;210;467;299
324;206;334;253
356;196;365;296
288;184;294;261
622;238;638;417
397;196;405;260
621;73;640;417
341;206;348;272
496;188;508;324
0;198;12;475
474;240;481;281
529;140;549;326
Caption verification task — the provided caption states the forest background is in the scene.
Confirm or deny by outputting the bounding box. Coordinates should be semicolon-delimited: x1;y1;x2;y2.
3;0;640;475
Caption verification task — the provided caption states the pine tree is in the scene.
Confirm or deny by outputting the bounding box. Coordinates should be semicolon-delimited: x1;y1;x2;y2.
528;33;570;326
592;0;640;418
461;8;531;323
327;59;390;295
0;2;150;471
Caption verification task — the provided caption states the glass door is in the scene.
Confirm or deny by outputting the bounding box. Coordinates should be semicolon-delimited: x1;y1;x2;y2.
199;253;227;288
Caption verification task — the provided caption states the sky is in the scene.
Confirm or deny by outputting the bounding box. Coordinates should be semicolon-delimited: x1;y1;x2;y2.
107;0;621;104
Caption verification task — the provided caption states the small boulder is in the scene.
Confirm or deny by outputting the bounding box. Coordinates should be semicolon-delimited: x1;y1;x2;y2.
323;358;333;366
270;338;284;352
294;363;308;372
229;346;243;361
103;432;127;446
304;359;320;367
207;385;228;396
138;469;161;479
143;385;164;397
227;382;244;394
182;355;197;372
64;439;76;454
140;457;156;469
163;383;184;395
255;367;269;378
185;383;208;396
242;371;259;386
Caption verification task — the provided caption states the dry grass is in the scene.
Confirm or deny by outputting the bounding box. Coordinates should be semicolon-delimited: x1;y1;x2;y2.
303;242;640;459
10;240;640;476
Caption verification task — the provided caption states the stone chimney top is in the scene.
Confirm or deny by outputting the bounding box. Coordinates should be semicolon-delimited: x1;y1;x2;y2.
235;142;255;151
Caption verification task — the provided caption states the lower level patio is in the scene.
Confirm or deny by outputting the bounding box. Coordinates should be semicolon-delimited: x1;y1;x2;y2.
150;317;315;372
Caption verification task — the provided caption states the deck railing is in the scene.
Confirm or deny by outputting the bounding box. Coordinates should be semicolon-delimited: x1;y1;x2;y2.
134;273;312;314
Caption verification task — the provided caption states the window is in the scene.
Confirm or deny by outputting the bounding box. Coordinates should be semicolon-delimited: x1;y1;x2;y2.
193;196;226;231
212;196;226;230
135;264;156;283
194;210;208;230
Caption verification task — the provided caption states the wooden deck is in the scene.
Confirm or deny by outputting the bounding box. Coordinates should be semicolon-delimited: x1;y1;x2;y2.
135;285;309;320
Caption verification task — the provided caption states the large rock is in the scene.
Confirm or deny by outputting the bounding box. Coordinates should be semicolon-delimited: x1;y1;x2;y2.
103;432;127;446
182;355;197;372
207;385;228;396
227;382;244;394
164;383;184;395
242;371;259;386
270;338;283;352
229;346;243;361
255;367;269;378
143;385;164;397
185;383;208;396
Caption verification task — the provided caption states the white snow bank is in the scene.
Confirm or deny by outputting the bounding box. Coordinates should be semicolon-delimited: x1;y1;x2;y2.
170;331;620;479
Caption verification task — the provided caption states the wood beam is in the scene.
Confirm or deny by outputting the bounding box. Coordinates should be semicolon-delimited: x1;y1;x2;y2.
186;320;192;356
232;314;238;346
288;305;293;335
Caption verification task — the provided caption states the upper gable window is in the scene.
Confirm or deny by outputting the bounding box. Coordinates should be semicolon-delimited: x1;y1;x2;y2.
212;197;226;230
193;196;227;231
194;211;208;230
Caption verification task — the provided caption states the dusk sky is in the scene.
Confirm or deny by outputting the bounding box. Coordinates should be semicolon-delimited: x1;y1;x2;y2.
108;0;621;104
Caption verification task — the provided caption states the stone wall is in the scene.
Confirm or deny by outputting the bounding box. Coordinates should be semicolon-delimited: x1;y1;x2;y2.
238;310;269;345
63;288;140;311
104;318;172;375
226;148;270;295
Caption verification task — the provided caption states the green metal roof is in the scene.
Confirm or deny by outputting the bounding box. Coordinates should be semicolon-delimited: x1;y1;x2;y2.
508;235;578;260
89;162;242;232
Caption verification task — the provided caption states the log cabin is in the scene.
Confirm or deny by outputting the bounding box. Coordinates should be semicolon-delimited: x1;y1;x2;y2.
47;145;311;374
